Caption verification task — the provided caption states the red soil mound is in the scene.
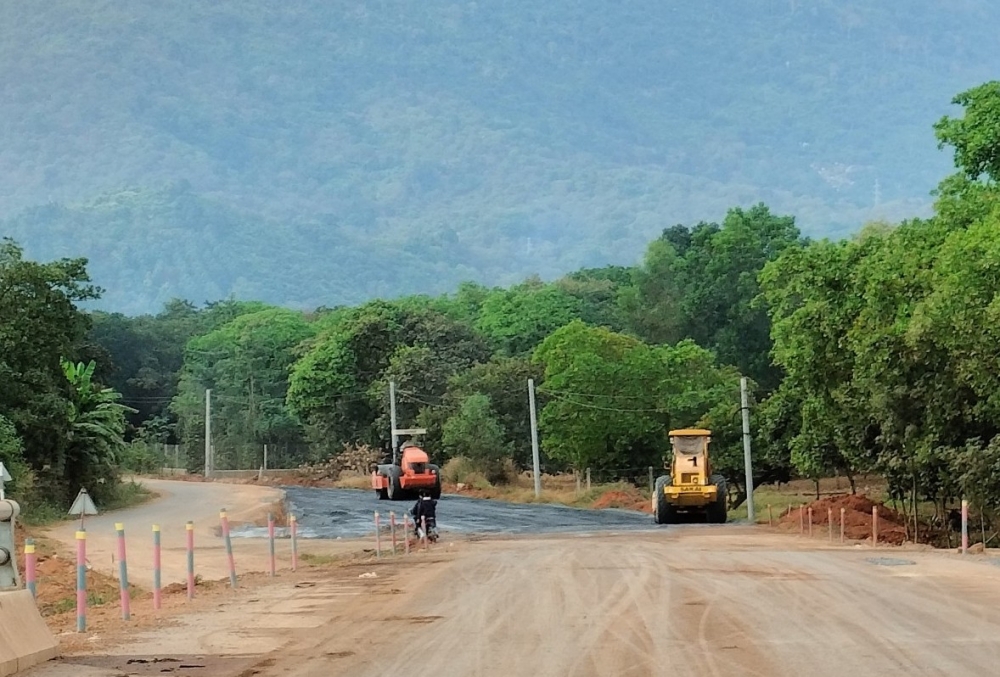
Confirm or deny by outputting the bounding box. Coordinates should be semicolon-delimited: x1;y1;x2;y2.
592;490;652;514
777;494;909;544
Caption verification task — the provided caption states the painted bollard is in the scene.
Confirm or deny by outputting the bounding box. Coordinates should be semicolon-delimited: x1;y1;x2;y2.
827;508;833;541
390;512;397;555
25;538;37;599
152;525;162;610
840;508;845;543
374;511;382;558
799;505;804;534
421;516;428;550
403;514;410;554
115;522;131;620
807;508;813;537
76;530;87;632
290;514;298;571
268;513;276;578
220;509;237;588
186;521;195;600
961;499;969;554
872;506;878;546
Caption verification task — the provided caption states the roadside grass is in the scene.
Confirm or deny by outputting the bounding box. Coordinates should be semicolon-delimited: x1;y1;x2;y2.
334;475;372;491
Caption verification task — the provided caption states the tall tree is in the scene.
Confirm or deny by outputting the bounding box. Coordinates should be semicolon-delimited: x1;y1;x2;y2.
0;239;103;502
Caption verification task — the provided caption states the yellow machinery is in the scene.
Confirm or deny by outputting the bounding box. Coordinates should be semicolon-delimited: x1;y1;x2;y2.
652;428;728;524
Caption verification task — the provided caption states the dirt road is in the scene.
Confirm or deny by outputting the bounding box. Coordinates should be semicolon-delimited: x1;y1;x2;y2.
44;526;1000;677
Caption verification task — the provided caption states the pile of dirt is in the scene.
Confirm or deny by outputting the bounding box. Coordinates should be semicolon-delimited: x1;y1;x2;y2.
777;494;909;544
592;489;652;514
295;444;383;482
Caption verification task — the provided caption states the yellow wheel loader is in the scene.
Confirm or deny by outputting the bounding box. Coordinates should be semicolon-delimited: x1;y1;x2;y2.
652;429;728;524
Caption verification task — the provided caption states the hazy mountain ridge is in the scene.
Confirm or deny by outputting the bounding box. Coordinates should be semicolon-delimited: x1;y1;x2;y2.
2;0;997;312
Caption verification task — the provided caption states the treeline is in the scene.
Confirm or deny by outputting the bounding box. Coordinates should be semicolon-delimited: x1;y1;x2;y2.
90;199;798;505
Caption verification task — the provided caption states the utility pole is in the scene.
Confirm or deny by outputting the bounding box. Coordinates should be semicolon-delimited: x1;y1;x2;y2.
205;389;213;478
740;377;755;523
389;380;399;465
528;379;541;498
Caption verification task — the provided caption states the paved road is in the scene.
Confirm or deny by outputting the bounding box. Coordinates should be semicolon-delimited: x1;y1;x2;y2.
281;486;658;538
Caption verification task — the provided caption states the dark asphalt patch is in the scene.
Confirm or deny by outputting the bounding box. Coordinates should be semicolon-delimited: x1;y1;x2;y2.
235;486;662;539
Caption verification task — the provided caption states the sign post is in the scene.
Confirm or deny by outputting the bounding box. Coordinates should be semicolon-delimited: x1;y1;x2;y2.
68;488;98;529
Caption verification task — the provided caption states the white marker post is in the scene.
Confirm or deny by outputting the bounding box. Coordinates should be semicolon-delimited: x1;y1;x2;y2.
0;462;10;501
68;488;99;529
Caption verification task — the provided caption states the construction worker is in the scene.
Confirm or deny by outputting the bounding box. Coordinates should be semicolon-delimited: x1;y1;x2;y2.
411;491;438;540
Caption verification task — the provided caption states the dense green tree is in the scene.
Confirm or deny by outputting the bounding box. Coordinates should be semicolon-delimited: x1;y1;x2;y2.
172;307;316;469
934;81;1000;183
62;359;134;503
0;239;105;503
627;204;802;391
288;300;491;454
476;279;584;356
441;394;514;484
534;321;742;482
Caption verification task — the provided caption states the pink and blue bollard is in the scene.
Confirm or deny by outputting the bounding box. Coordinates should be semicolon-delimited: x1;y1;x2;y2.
220;509;237;588
76;530;87;632
186;521;195;600
115;522;131;620
152;524;162;610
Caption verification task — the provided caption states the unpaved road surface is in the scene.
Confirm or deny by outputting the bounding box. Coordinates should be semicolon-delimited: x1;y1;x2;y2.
284;485;656;537
42;526;1000;677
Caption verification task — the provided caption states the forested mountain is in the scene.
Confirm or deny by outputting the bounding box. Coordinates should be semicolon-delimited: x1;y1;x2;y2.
3;1;999;313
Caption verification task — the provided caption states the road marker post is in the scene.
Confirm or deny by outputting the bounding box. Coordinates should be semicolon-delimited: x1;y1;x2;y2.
186;521;195;599
220;509;237;588
25;538;37;599
421;516;428;550
268;512;276;577
76;530;87;632
375;512;382;558
807;507;813;537
115;522;131;620
872;506;878;546
390;512;397;555
403;514;410;554
290;514;298;571
767;504;773;527
840;508;845;543
961;500;969;554
152;525;161;610
828;508;833;541
799;505;804;535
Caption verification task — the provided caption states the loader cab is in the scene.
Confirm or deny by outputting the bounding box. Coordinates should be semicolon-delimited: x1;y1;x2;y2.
668;429;711;486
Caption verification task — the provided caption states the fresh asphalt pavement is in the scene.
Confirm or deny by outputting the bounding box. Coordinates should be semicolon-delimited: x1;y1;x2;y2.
260;486;663;539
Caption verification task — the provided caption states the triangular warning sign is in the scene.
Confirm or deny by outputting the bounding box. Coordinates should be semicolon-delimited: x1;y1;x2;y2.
0;462;10;483
68;488;98;516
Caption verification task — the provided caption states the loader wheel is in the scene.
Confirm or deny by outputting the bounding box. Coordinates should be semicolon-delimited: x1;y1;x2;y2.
708;474;728;523
654;475;674;525
387;469;402;500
